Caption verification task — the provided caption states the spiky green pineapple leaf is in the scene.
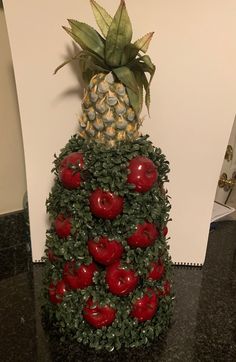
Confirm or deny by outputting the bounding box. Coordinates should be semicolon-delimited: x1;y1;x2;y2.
135;70;150;114
142;73;151;115
139;54;156;75
139;56;156;111
131;55;156;114
133;32;154;53
133;55;156;86
53;53;80;75
121;33;154;67
79;50;108;69
90;0;112;37
59;0;156;116
105;0;132;67
63;26;86;49
134;71;144;114
126;87;142;117
145;84;151;113
120;44;138;65
66;20;105;58
54;50;109;80
112;66;138;94
79;50;109;84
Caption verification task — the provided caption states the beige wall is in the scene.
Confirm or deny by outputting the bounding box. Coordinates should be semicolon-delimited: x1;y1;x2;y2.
0;5;26;214
3;0;236;264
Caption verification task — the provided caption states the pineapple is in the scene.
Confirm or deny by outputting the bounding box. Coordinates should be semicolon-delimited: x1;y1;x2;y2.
44;0;173;353
55;0;155;146
79;72;141;146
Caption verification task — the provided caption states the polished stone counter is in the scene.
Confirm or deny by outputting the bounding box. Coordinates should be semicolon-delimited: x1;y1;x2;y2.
0;219;236;361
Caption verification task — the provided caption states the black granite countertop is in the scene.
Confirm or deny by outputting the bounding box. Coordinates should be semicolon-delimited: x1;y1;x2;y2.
0;215;236;362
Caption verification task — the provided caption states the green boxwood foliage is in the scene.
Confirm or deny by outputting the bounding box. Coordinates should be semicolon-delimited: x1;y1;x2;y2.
42;134;173;351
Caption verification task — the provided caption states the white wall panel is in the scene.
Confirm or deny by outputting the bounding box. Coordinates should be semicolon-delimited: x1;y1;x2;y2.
3;0;236;263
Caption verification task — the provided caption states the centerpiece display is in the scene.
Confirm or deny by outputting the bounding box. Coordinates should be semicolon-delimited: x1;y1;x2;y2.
43;0;173;351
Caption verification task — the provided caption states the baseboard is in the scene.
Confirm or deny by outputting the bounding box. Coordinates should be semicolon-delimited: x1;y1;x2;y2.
0;208;24;217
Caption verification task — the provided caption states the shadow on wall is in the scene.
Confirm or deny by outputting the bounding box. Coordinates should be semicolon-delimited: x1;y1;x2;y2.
0;1;2;9
53;42;85;105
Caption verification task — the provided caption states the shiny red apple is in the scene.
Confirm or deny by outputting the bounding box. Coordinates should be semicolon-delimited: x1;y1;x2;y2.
89;189;124;219
148;259;165;281
49;280;66;304
131;288;158;322
88;237;123;266
106;261;139;296
83;298;116;328
59;152;84;189
63;260;97;290
127;156;158;192
54;214;72;238
127;222;159;248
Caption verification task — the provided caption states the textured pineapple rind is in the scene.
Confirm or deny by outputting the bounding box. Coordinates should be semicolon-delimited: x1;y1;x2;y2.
43;134;173;351
79;73;142;146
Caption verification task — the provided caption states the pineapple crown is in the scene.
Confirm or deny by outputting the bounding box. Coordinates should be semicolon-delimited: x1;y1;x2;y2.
55;0;156;117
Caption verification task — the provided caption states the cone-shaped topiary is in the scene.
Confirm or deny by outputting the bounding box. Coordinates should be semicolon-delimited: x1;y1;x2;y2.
43;0;173;351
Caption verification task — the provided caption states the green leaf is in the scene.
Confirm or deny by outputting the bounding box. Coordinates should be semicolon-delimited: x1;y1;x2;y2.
105;0;133;67
138;55;156;81
63;26;86;49
135;69;150;114
134;70;144;113
120;33;154;65
53;53;80;75
79;50;108;71
126;87;141;117
112;66;138;94
54;49;109;83
120;44;138;65
90;0;113;37
126;53;155;114
66;20;105;58
145;83;151;114
133;32;154;53
132;55;155;111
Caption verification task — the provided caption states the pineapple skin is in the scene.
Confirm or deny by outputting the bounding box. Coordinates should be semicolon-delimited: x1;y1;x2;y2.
79;73;142;147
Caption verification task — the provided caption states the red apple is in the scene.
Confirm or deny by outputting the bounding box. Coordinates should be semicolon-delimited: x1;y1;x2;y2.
159;280;171;297
106;261;139;296
83;298;116;328
131;288;158;322
54;214;72;238
49;280;66;304
127;222;159;248
89;189;124;219
148;259;165;281
127;156;158;192
59;152;84;189
63;260;97;290
88;237;123;266
163;226;168;237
